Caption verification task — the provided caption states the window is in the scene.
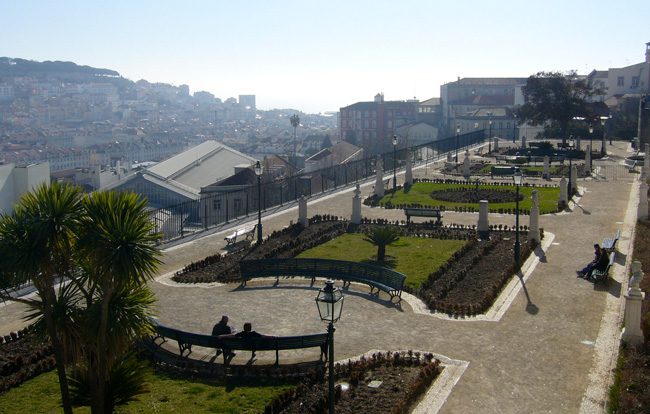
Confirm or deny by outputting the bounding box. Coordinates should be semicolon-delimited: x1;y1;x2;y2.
617;76;624;87
632;77;640;88
234;198;242;213
213;198;221;211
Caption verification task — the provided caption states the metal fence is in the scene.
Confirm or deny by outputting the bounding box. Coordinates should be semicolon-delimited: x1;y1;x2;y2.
149;130;486;243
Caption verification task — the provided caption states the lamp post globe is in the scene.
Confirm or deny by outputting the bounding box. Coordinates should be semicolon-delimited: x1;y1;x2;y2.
254;160;263;246
315;280;344;414
513;169;523;267
392;135;398;192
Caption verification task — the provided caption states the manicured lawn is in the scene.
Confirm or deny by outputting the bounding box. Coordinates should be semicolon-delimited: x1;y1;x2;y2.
378;182;560;214
296;233;467;289
478;165;564;175
0;369;294;414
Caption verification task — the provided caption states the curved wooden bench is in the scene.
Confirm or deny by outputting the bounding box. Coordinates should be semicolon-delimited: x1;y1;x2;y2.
239;258;406;303
151;321;328;366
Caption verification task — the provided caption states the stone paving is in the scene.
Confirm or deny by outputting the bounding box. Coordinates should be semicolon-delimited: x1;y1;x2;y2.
0;141;641;413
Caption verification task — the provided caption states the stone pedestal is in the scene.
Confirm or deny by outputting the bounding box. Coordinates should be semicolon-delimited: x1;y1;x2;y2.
542;156;550;178
638;181;649;220
374;157;384;198
298;195;308;227
585;145;591;171
521;135;526;149
478;200;489;239
622;261;645;347
463;151;471;177
404;150;413;187
570;165;578;194
576;137;581;151
351;184;362;224
528;190;540;243
447;152;453;163
559;177;568;208
493;137;499;152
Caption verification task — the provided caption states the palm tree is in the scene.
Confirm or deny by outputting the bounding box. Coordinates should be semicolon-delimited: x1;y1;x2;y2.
290;113;300;160
0;181;83;414
75;191;161;413
364;227;400;262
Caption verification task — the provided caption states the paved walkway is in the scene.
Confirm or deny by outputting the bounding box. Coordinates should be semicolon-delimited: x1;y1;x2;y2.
0;141;639;413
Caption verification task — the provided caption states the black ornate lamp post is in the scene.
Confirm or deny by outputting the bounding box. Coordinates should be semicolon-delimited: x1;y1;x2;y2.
455;125;460;163
487;112;493;153
513;169;523;267
254;160;263;245
392;134;398;192
512;113;517;143
588;125;594;170
600;116;608;155
315;280;344;414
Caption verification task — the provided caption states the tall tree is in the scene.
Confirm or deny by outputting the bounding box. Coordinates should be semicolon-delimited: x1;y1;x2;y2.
516;71;596;144
75;191;161;414
0;181;83;414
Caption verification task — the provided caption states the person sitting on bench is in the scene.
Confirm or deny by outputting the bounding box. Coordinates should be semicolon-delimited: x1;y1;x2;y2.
577;244;603;279
235;322;271;359
587;247;610;281
211;315;235;359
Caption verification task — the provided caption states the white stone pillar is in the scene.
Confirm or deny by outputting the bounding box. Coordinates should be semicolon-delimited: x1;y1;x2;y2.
585;145;591;171
528;190;540;243
351;184;362;224
576;136;581;151
559;177;568;208
463;150;471;177
644;144;650;181
622;261;645;347
374;156;384;198
638;181;649;220
543;156;550;178
570;165;578;194
447;152;453;163
477;200;489;239
521;135;526;149
298;195;308;227
493;137;499;152
404;150;413;186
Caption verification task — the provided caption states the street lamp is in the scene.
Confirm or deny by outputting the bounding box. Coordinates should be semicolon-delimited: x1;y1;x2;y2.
487;112;493;153
315;280;344;414
513;169;523;268
512;113;517;143
392;134;398;192
588;125;594;170
254;160;263;245
600;116;609;155
455;125;460;163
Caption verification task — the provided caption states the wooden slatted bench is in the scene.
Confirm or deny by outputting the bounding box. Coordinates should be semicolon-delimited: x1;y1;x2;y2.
225;224;257;246
403;207;443;225
602;230;620;252
151;321;328;366
239;258;406;303
590;252;616;284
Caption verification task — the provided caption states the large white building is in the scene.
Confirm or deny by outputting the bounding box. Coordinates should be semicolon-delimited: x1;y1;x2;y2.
0;162;50;214
589;42;650;101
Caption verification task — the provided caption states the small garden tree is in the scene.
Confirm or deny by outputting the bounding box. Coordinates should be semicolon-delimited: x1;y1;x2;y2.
364;227;400;262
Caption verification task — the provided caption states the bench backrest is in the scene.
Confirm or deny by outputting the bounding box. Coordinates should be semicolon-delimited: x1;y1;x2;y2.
491;166;516;175
239;258;405;291
153;322;327;351
404;208;441;217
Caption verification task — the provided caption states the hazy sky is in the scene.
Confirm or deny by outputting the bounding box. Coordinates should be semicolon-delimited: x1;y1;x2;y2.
2;0;649;113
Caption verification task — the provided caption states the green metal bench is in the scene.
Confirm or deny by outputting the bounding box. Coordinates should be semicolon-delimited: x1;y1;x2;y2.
490;166;516;178
239;258;406;303
404;207;443;225
151;321;328;366
590;252;616;284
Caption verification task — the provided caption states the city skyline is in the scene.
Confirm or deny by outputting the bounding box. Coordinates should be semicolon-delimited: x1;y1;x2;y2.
2;0;649;113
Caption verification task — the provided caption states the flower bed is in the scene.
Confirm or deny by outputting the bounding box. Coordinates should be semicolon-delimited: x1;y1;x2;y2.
264;351;442;414
0;327;55;395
